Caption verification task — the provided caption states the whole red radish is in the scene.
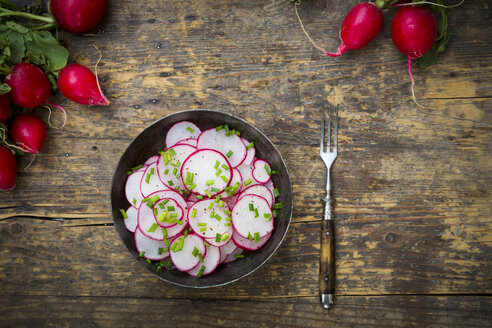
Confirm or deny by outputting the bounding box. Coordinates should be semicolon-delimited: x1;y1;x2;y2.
325;2;384;57
0;93;10;122
4;63;51;109
50;0;107;34
0;145;18;190
10;114;47;154
391;5;437;104
57;63;110;106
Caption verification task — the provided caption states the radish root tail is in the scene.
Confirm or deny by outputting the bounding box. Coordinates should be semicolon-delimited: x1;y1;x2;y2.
23;154;36;171
45;101;67;129
408;57;432;109
0;126;25;152
92;44;110;105
394;0;464;9
294;1;333;57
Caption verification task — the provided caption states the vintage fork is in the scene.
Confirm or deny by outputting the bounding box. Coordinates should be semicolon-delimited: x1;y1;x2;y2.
319;108;338;309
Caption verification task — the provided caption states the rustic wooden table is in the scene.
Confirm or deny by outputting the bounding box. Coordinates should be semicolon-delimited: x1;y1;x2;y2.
1;0;491;326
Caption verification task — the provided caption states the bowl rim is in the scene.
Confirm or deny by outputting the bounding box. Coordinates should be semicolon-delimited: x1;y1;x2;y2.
110;109;293;288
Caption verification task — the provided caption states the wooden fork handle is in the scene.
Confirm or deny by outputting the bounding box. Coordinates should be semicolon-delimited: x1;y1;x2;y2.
320;198;335;309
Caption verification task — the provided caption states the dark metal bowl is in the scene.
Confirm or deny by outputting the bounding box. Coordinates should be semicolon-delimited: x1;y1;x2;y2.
110;109;292;288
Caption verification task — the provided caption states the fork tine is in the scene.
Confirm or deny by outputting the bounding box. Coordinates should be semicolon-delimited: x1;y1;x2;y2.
333;108;338;151
320;110;325;154
327;109;331;152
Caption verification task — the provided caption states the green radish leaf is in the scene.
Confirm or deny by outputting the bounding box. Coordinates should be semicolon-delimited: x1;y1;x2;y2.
5;30;25;63
24;31;68;71
414;1;449;69
5;20;29;34
0;82;10;94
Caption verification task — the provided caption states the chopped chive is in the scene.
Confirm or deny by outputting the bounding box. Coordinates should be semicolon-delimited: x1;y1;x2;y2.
224;124;230;136
203;241;210;247
120;209;128;219
215;169;222;177
214;160;220;170
274;202;283;210
167;180;174;186
154;207;158;216
244;179;252;187
158;212;167;222
214;214;222;221
254;208;259;218
215;233;221;243
208;202;214;209
210;211;216;219
189;172;194;183
191;209;197;218
246;142;254;150
139;251;145;258
150;167;155;175
198;252;204;263
158;247;164;255
170;241;178;251
159;202;165;209
200;227;207;232
226;150;233;158
169;212;178;219
176;237;184;251
145;173;151;184
131;164;143;172
211;187;221;193
167;206;175;211
220;175;228;183
192;246;199;257
133;198;137;205
146;259;152;264
215;195;221;202
216;125;223;131
234;129;241;136
164;238;169;246
273;209;277;218
163;154;169;166
249;203;254;211
264;213;272;220
248;232;253;241
271;170;279;174
196;195;204;200
254;232;260;243
183;230;188;238
235;254;245;259
206;180;214;186
161;199;169;206
172;168;178;176
205;189;212;198
166;259;172;268
146;201;154;209
174;219;184;225
197;222;207;227
168;148;176;157
273;188;280;197
221;164;229;170
148;223;158;233
224;209;231;215
220;233;229;241
171;160;181;167
225;217;232;221
218;200;224;208
127;170;133;175
151;195;160;203
264;164;272;176
189;184;197;190
197;265;206;278
186;126;194;133
164;169;169;175
224;222;232;226
162;228;168;238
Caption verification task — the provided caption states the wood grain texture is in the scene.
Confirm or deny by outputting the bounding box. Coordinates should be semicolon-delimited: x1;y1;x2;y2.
319;217;335;297
0;0;491;326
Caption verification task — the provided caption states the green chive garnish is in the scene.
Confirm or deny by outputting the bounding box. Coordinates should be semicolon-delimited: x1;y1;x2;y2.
162;228;168;238
150;167;155;175
208;202;214;209
158;212;167;222
214;160;220;170
226;150;233;158
235;254;245;259
216;125;223;131
205;189;212;198
146;259;152;264
197;265;206;278
151;195;160;203
214;214;222;221
196;195;204;200
264;164;272;176
271;170;279;174
249;203;254;211
186;126;194;133
198;252;204;263
191;209;197;218
254;208;259;218
210;211;215;219
167;206;175;211
244;179;252;187
206;180;214;186
254;232;260;243
192;246;199;257
164;238;169;246
215;233;221;243
166;260;172;268
158;247;164;255
133;198;137;205
167;180;174;186
248;232;253;241
164;169;169;175
120;209;128;219
174;219;184;225
131;164;143;172
274;202;283;210
218;200;224;207
139;251;145;258
154;207;158;216
224;124;230;136
273;209;277;218
221;164;229;170
224;222;232;226
200;228;207;232
148;223;158;233
159;202;165;209
224;209;232;215
220;233;229;241
273;188;280;197
220;176;228;183
264;213;272;220
215;169;222;177
145;173;151;184
246;142;254;150
197;222;207;227
225;217;232;221
172;168;178;176
183;230;188;238
211;187;220;193
168;148;176;157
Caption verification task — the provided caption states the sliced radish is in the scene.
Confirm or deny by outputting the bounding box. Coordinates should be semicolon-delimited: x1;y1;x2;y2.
252;159;272;184
125;170;146;208
205;234;231;247
165;121;201;149
232;194;274;239
197;128;247;167
169;234;206;272
123;206;138;232
217;168;242;199
241;137;255;166
180;149;232;197
236;162;259;191
223;195;238;211
265;179;275;198
156;144;196;194
135;228;170;261
187;245;221;277
239;184;274;208
140;162;170;197
153;198;183;228
188;199;233;239
176;138;198;148
144;155;159;166
224;247;243;263
218;238;237;264
232;229;271;251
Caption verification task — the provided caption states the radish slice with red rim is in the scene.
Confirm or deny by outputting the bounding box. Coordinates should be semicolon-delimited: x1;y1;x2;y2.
197;128;247;168
187;245;221;277
123;206;138;232
135;227;170;261
218;238;237;264
232;229;271;251
188;199;233;239
252;159;272;184
140;162;170;197
180;149;232;197
144;155;159;166
224;247;243;263
176;138;198;148
236;162;259;191
232;194;274;239
153;198;183;228
125;170;145;208
239;184;274;208
241;137;255;166
217;168;242;199
156;144;196;194
165;121;201;149
169;233;206;272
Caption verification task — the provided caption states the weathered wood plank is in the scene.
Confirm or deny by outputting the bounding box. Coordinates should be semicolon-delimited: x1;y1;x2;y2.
0;294;490;328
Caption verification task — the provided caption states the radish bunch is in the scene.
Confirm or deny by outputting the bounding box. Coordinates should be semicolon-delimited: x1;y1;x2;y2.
0;0;109;190
121;121;283;277
294;0;457;105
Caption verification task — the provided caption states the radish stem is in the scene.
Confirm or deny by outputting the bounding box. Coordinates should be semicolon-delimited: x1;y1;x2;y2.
0;8;55;24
